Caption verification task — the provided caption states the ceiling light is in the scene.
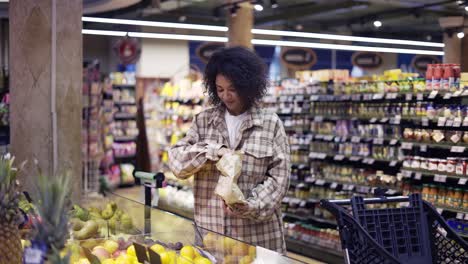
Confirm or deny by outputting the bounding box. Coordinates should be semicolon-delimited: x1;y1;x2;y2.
82;17;228;32
254;4;264;11
271;0;278;8
465;6;468;11
82;29;127;37
373;20;382;28
457;32;465;38
83;16;444;48
251;28;444;47
82;29;444;56
178;16;187;22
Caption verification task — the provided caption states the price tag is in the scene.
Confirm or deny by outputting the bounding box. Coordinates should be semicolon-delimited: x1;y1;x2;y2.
373;138;384;145
443;93;452;100
393;115;401;125
463;117;468;127
420;144;428;152
310;95;319;101
403;170;412;178
347;185;355;191
465;214;468;221
309;152;317;159
434;175;447;183
451;146;466;153
296;95;304;101
370;117;378;123
417;93;424;101
453;117;462;127
315;179;326;186
282;197;290;203
390;139;398;145
414;172;422;180
456;213;465;220
428;91;438;99
299;200;307;207
351;136;361;143
401;142;413;150
315;134;324;140
317;153;327;159
386;93;396;99
458;178;467;185
334;155;345;161
437;117;447;127
405;93;413;101
324;135;334;141
280;96;288;102
389;160;398;167
24;247;45;264
422;117;429;127
330;182;338;189
367;159;375;165
436;208;444;214
352;94;361;101
387;189;397;195
453;90;463;97
446;119;454;127
282;108;292;114
373;93;384;100
380;117;389;123
350;156;361;161
314;116;324;122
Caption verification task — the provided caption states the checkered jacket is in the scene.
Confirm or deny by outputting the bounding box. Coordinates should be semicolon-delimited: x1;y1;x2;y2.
168;106;291;253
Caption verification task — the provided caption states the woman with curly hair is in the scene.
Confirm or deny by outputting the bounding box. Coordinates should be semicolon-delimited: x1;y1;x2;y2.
169;47;290;253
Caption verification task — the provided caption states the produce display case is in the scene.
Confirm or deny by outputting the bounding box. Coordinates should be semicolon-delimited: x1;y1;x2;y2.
71;192;303;264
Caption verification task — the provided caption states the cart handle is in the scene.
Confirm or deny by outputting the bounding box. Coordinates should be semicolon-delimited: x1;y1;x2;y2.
326;195;410;206
133;171;165;188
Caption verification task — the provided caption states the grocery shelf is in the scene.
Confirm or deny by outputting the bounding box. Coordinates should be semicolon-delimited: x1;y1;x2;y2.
435;205;468;215
285;237;343;264
114;135;138;142
400;140;468;149
114;113;137;120
114;154;137;160
401;168;467;180
114;101;136;106
283;212;337;227
113;84;135;89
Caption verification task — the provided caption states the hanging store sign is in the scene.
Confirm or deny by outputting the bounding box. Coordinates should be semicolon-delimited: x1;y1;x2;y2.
113;36;141;65
411;55;441;72
196;42;225;64
352;52;383;69
281;48;317;70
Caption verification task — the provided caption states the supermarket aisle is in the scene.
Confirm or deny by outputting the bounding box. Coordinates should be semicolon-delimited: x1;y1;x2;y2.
115;186;326;264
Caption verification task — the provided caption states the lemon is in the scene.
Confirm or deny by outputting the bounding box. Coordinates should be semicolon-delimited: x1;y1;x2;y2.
177;255;193;264
150;244;166;254
194;256;212;264
101;259;116;264
179;245;195;260
127;245;136;257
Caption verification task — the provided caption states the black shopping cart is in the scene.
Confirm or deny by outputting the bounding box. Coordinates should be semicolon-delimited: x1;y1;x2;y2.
320;193;468;264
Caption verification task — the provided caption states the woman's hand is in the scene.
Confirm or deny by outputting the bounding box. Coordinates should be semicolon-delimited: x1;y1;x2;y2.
223;201;249;216
217;147;231;157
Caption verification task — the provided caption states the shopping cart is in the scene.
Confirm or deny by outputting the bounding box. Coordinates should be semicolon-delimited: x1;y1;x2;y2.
320;193;468;264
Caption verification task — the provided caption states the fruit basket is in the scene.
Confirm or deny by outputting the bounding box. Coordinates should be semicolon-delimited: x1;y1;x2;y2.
66;192;303;264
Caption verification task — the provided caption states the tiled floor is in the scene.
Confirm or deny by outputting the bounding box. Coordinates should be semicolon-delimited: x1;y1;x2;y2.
114;186;326;264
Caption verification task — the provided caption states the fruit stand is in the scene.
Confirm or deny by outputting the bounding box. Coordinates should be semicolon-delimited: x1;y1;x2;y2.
66;192;302;264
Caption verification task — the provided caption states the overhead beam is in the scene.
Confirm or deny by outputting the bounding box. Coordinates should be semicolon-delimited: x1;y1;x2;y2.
254;1;360;26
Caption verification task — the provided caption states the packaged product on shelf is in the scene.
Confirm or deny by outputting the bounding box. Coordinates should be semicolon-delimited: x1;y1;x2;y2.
120;163;135;185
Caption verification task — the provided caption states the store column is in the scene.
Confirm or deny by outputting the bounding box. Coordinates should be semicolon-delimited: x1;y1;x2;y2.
439;16;467;70
9;1;82;199
227;2;253;49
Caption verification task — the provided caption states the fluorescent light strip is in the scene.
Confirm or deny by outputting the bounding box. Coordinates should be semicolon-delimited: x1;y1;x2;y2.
252;29;444;48
128;32;228;42
82;16;444;48
252;39;444;56
82;29;128;36
82;29;444;56
82;17;228;32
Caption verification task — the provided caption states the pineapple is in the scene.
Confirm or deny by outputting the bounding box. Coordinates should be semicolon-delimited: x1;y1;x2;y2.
32;172;72;264
0;156;24;264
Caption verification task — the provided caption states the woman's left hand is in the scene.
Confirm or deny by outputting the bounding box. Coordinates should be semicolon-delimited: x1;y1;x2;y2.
223;202;248;216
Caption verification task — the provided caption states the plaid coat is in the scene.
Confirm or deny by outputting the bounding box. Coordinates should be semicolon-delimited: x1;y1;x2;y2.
168;106;291;253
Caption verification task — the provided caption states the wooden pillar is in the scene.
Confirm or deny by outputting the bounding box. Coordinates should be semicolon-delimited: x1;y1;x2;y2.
9;0;82;200
227;2;253;49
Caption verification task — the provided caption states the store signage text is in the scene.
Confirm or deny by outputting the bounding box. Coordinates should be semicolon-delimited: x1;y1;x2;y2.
281;48;317;70
352;52;383;69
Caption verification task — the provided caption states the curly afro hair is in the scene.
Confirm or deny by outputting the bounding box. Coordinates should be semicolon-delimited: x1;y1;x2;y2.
204;46;268;109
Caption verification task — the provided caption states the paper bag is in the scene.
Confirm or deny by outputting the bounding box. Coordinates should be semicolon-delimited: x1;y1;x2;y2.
214;152;247;205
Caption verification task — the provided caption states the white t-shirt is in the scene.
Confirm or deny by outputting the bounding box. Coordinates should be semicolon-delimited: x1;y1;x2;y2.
225;110;248;148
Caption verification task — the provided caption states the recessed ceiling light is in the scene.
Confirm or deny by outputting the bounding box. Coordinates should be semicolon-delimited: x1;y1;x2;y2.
457;32;465;38
254;4;264;11
373;20;382;28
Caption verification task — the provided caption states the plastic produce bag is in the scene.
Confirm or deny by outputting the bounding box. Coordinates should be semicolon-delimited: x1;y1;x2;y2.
214;152;247;205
